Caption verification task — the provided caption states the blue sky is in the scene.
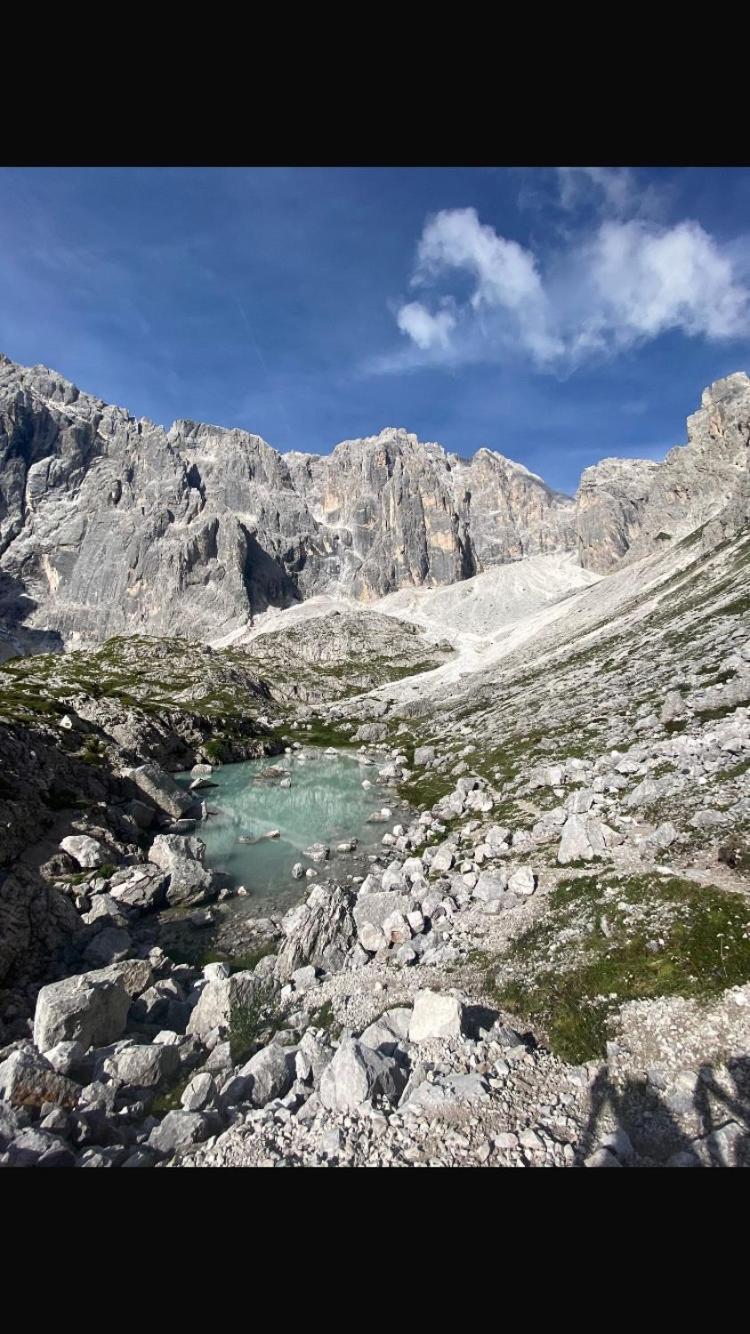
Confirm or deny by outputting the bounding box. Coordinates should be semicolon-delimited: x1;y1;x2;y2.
1;166;749;493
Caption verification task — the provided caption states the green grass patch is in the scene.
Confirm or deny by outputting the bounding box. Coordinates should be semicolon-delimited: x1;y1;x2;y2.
496;872;750;1064
229;983;287;1064
309;999;341;1039
290;718;360;750
150;1075;192;1117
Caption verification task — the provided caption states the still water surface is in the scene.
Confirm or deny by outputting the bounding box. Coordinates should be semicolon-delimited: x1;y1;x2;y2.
177;748;394;908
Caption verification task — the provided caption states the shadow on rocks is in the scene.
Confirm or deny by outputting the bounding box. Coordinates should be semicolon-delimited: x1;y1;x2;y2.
576;1058;750;1166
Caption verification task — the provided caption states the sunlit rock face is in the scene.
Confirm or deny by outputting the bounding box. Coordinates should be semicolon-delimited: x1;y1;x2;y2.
0;359;575;644
576;372;750;573
1;353;748;651
576;458;660;573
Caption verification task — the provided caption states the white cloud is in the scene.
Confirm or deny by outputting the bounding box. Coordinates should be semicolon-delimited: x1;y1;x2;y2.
587;219;749;341
390;205;750;374
557;166;638;215
396;301;455;350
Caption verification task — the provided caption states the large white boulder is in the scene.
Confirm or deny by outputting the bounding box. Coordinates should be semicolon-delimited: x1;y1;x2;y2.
319;1038;405;1113
408;990;466;1042
59;835;107;869
34;971;131;1054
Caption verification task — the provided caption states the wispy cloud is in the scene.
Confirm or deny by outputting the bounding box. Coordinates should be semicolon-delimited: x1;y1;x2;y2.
556;166;640;216
380;188;750;376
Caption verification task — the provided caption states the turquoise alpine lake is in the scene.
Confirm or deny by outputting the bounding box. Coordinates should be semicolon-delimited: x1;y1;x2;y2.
177;748;405;913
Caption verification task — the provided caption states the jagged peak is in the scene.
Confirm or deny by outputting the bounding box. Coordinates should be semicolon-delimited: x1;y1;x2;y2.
171;418;277;453
700;371;750;409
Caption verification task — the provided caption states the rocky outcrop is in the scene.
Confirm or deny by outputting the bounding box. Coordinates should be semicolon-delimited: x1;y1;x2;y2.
0;357;575;648
576;458;660;572
630;373;750;560
3;355;748;643
577;373;750;571
287;434;574;599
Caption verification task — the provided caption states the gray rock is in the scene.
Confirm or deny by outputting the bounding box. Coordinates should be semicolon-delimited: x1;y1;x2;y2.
238;1043;296;1107
180;1072;216;1112
148;835;218;908
303;842;330;863
408;990;466;1042
82;926;132;968
34;971;130;1054
103;1042;180;1090
186;970;258;1042
507;866;536;896
473;869;508;903
353;892;414;953
109;867;167;912
147;1111;212;1157
45;1041;86;1077
7;1127;76;1167
319;1038;405;1113
59;835;108;869
276;883;354;981
0;1046;80;1110
557;813;605;864
661;690;687;725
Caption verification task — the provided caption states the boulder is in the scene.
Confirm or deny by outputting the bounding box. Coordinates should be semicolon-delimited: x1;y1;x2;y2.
180;1072;216;1112
59;835;108;869
109;866;167;912
360;1007;412;1055
45;1041;86;1077
661;690;687;725
93;958;154;997
557;814;606;864
507;866;536;896
303;842;330;863
186;970;258;1042
147;1110;213;1157
382;910;412;945
7;1127;76;1167
123;762;193;819
34;971;131;1054
430;843;455;873
353;892;413;953
473;869;508;904
0;1046;80;1110
295;1030;334;1084
148;835;218;908
238;1043;296;1107
103;1042;180;1090
82;926;132;968
408;990;466;1042
276;884;354;981
413;745;436;766
319;1038;405;1113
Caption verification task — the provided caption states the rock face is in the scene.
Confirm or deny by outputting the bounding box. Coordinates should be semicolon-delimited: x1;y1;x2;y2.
2;355;748;645
0;357;574;647
577;373;750;571
629;373;750;559
576;459;660;573
33;969;131;1054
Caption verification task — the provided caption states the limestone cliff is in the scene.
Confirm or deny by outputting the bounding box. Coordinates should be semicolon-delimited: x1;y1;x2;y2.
0;358;574;646
1;354;748;651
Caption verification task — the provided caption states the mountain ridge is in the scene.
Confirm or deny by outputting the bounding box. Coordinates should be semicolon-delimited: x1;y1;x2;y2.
1;355;748;654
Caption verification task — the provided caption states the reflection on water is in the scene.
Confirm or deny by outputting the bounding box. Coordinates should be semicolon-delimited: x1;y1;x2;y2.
176;748;392;904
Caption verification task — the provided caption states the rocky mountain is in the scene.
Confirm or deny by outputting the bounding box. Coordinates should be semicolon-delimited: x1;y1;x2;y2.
1;356;749;1170
0;355;574;652
2;354;748;654
576;372;750;572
